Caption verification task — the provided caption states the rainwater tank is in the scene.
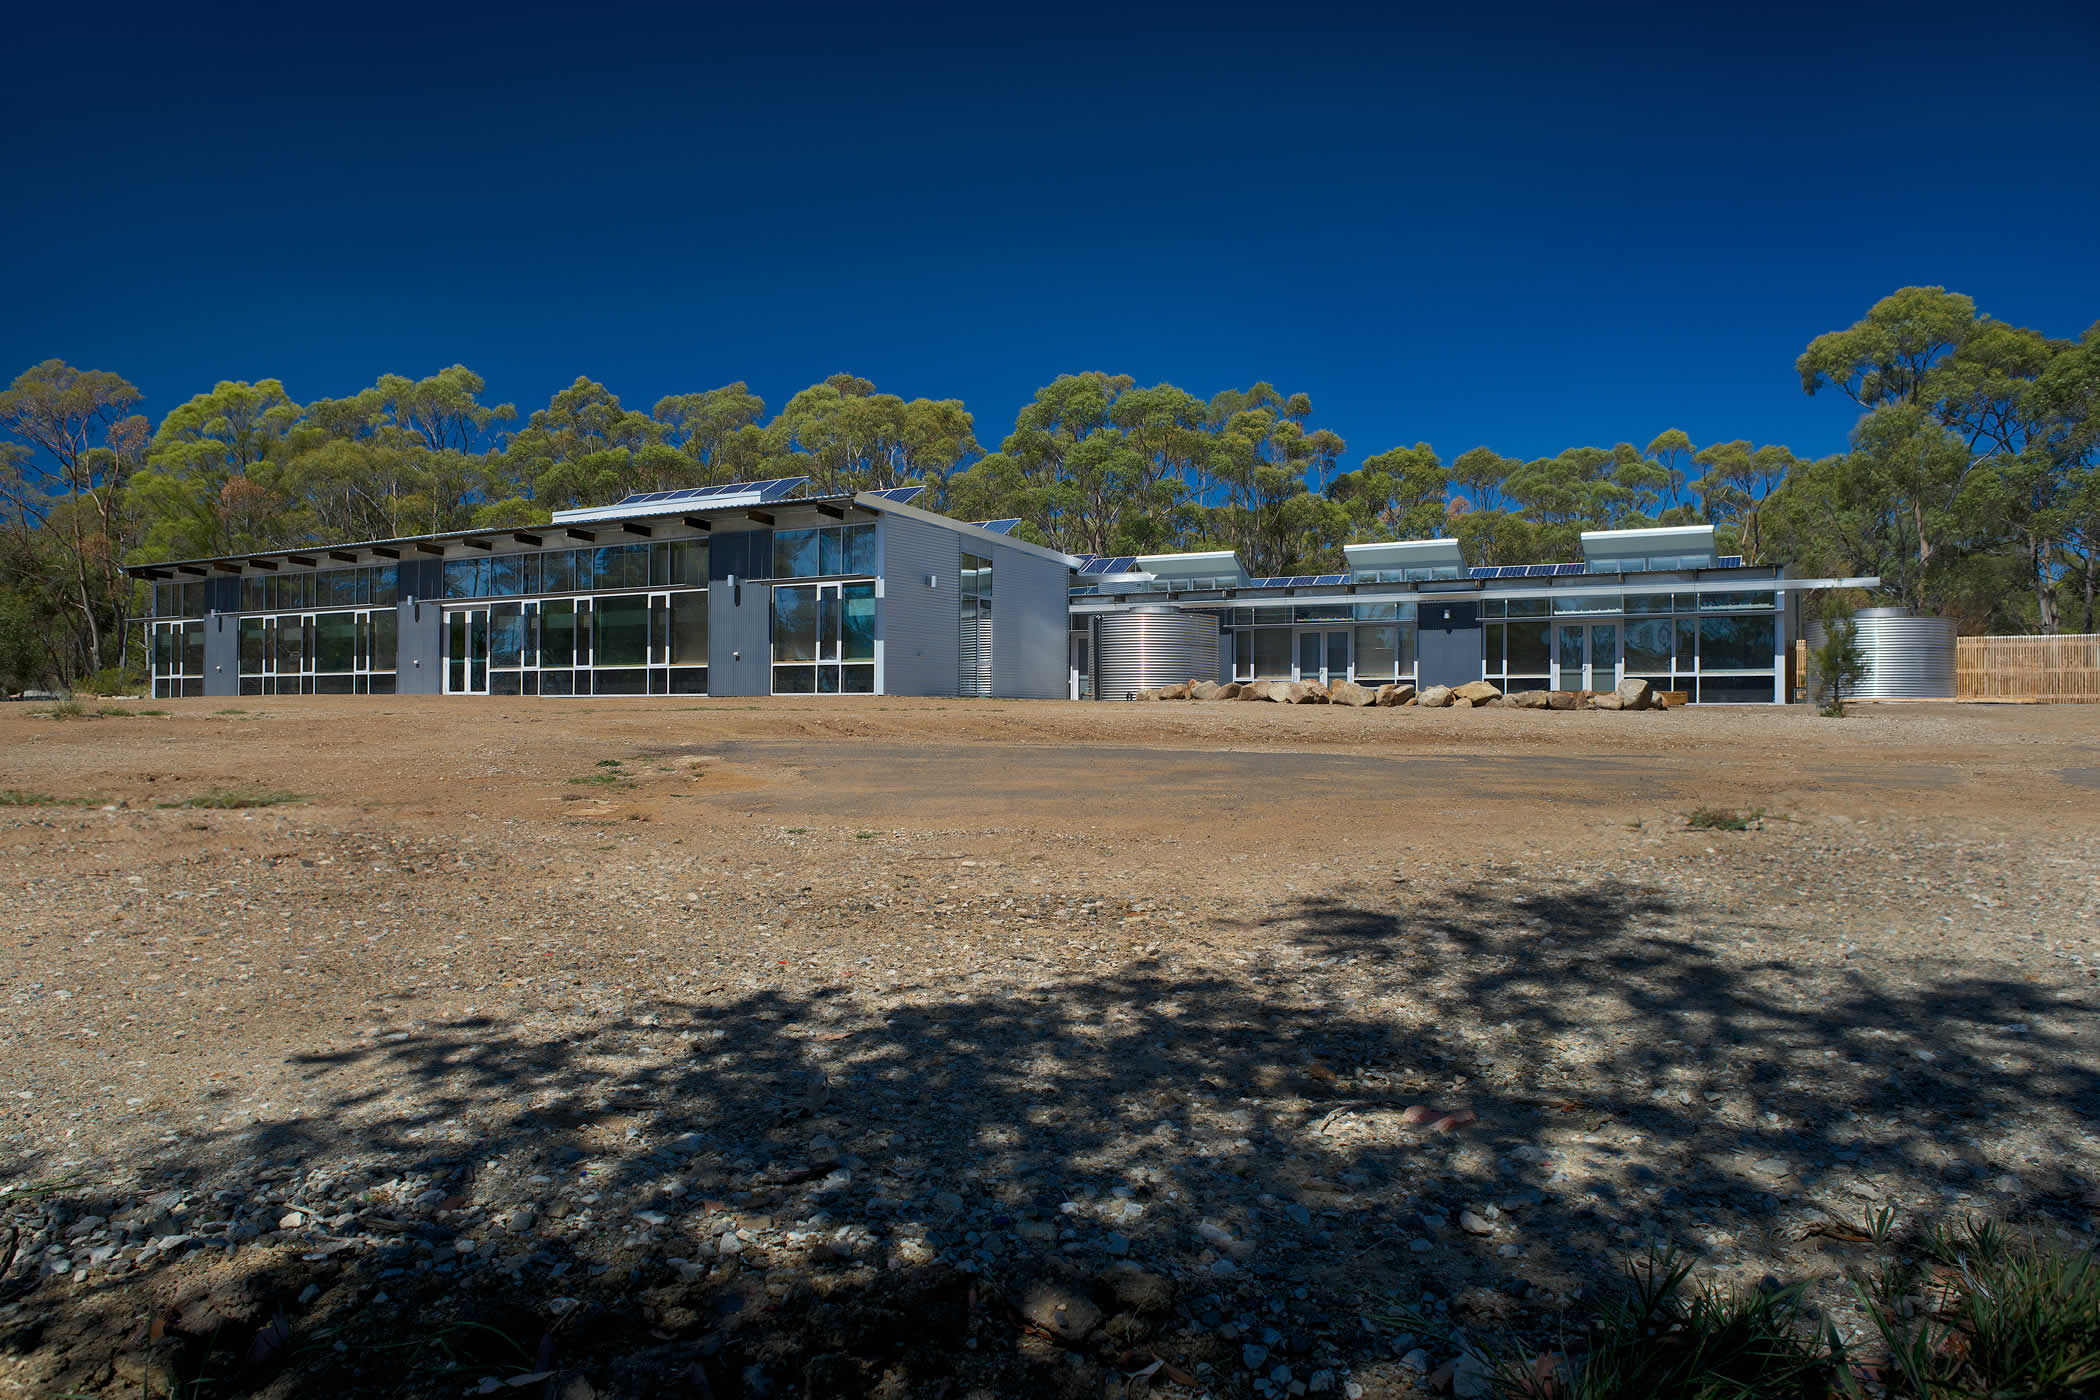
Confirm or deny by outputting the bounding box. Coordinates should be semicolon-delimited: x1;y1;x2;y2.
1803;607;1956;700
1094;606;1219;700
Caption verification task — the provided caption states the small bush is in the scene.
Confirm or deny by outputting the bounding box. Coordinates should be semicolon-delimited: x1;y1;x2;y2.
1688;807;1763;831
1864;1219;2100;1399
79;666;144;697
156;789;305;810
0;790;88;807
38;700;88;720
1497;1251;1839;1400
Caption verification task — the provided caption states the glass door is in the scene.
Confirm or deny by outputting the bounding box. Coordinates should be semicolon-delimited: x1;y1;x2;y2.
1554;623;1619;691
445;608;490;694
1296;629;1350;684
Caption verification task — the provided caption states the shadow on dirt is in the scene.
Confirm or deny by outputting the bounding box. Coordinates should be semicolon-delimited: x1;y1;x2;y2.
4;878;2093;1397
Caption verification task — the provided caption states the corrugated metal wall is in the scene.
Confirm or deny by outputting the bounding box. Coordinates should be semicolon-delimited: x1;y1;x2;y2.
203;611;238;697
879;515;960;697
707;527;773;696
989;541;1071;699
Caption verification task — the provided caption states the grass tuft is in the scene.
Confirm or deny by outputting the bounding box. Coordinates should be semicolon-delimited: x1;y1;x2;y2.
0;789;89;807
37;700;88;720
156;788;305;810
1688;807;1764;831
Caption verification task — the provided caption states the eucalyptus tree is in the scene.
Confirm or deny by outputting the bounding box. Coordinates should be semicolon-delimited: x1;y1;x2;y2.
0;360;150;676
133;378;302;559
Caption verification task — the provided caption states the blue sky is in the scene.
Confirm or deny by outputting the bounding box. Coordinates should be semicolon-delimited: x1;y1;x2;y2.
4;0;2096;472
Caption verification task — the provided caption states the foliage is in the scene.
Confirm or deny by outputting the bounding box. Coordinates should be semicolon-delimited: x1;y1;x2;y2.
155;788;305;809
1687;807;1764;831
1812;613;1870;716
1;284;2094;691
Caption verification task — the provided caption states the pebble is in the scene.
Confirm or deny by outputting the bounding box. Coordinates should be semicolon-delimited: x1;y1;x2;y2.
1244;1343;1269;1368
1459;1210;1493;1236
1401;1348;1429;1372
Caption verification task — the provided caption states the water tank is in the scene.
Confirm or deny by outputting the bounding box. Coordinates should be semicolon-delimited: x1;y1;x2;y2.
1803;607;1956;700
1094;606;1219;700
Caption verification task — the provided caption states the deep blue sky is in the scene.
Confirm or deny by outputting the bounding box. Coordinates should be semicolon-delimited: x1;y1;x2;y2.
5;0;2097;472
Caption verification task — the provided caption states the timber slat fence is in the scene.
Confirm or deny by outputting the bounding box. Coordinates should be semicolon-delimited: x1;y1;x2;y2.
1955;633;2100;702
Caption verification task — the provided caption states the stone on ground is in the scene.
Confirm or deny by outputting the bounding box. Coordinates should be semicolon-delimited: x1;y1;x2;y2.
1417;684;1454;708
1453;680;1502;705
1547;690;1578;710
1329;680;1374;707
1509;689;1551;708
1615;677;1653;710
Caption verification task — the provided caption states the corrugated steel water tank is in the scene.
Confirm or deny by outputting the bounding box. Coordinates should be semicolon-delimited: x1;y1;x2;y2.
1804;607;1957;699
1094;606;1219;699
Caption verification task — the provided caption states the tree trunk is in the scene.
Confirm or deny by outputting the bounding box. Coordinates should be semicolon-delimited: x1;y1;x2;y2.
2032;532;2059;635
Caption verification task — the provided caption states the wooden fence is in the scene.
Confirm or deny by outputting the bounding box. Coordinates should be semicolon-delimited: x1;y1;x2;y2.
1955;633;2100;702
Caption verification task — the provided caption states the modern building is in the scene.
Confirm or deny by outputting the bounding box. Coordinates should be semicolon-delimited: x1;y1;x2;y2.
130;484;1874;704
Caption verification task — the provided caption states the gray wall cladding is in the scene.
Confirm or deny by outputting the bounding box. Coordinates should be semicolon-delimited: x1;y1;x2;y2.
203;612;238;697
396;598;442;694
879;515;959;697
989;540;1070;699
706;527;772;696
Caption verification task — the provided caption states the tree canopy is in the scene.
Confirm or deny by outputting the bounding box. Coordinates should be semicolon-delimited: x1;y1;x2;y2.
2;284;2095;691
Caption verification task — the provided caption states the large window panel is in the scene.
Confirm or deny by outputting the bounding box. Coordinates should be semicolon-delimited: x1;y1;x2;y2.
843;522;877;574
773;529;821;579
541;601;576;667
1625;617;1674;673
671;591;708;664
372;609;398;671
240;619;266;673
1507;620;1550;674
1249;628;1291;679
1698;615;1775;671
1355;625;1398;679
491;604;526;667
314;612;357;672
595;595;649;666
443;559;483;599
595;544;648;592
842;583;875;661
773;586;819;662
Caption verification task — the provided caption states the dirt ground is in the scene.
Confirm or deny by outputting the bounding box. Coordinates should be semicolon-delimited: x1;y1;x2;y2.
2;696;2097;1399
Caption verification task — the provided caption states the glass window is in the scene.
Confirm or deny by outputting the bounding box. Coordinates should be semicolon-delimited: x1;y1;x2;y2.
670;539;707;588
443;559;481;599
1698;615;1776;671
1626;594;1674;615
1249;628;1291;679
843;522;877;574
1508;620;1549;674
1553;594;1621;615
1676;618;1698;670
545;600;578;667
241;578;266;612
314;612;356;672
819;529;842;577
489;553;523;597
279;617;305;674
1483;622;1504;675
372;565;398;606
542;550;577;594
595;595;648;666
772;585;818;662
322;569;354;606
593;668;645;695
1481;598;1505;618
239;619;265;673
1294;605;1350;622
1506;598;1549;617
1355;625;1398;679
1625;617;1674;673
842;582;875;661
1696;675;1775;704
960;552;992;599
843;663;874;693
491;603;525;667
774;664;816;693
1700;591;1777;611
671;591;708;665
372;609;397;671
595;544;647;592
773;529;821;579
1353;602;1399;621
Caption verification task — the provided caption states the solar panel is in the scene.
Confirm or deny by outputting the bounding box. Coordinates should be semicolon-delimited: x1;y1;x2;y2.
1715;555;1743;568
1314;573;1348;585
969;518;1023;535
867;485;927;504
1552;562;1584;575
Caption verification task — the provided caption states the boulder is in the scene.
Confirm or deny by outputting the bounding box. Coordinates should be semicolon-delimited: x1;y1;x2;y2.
1329;680;1375;707
1159;680;1193;700
1547;690;1578;710
1190;681;1225;701
1271;681;1309;703
1417;684;1455;708
1614;677;1653;710
1294;680;1330;704
1453;680;1502;706
1236;681;1274;701
1509;689;1552;709
1591;693;1625;711
1375;683;1416;707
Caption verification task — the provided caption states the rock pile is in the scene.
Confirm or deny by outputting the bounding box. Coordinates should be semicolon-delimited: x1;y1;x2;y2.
1135;677;1670;711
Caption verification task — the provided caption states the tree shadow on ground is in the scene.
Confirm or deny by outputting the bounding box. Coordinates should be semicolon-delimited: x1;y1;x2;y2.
4;878;2094;1398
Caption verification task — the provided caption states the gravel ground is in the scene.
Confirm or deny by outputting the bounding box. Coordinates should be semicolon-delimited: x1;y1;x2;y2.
2;696;2096;1399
